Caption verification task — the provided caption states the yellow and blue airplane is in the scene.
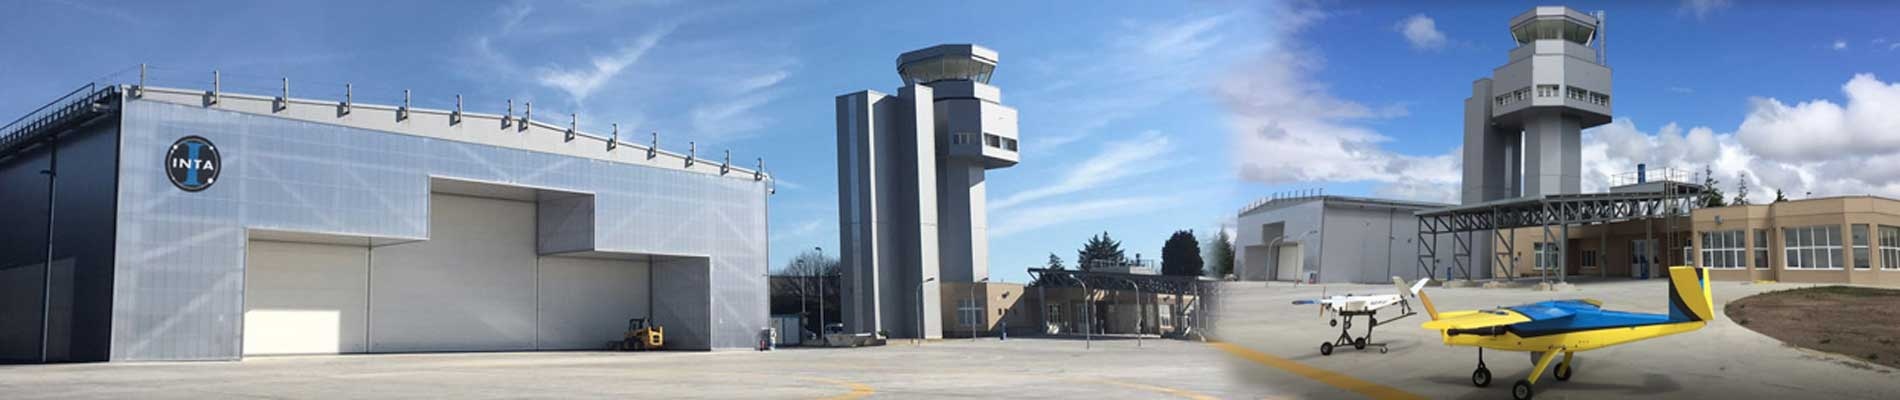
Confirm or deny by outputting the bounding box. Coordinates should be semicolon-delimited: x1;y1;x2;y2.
1417;266;1713;400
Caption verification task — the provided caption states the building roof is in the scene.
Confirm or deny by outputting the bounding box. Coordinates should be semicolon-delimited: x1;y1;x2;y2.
1239;194;1452;218
4;79;773;184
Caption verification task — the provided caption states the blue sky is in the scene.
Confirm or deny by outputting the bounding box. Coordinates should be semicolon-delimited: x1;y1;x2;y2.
4;0;1899;284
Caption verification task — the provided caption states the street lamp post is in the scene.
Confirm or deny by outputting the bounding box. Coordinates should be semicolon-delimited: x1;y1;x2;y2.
815;247;825;338
916;276;936;346
1065;274;1091;349
969;277;989;342
797;260;807;339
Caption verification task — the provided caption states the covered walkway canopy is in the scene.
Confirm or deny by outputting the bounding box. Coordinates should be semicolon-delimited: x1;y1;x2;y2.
1415;181;1704;283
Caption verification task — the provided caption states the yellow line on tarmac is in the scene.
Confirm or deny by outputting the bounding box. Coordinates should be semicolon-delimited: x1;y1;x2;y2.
1086;378;1220;400
806;376;875;400
1210;341;1424;400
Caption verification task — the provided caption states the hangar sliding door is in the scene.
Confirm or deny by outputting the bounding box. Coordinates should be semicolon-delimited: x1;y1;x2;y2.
242;241;370;356
243;192;653;355
370;194;540;352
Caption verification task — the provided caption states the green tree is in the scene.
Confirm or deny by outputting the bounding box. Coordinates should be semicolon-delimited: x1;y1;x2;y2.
1732;172;1750;205
1774;188;1789;203
1077;232;1126;271
1701;166;1726;208
1206;230;1235;278
1161;230;1204;277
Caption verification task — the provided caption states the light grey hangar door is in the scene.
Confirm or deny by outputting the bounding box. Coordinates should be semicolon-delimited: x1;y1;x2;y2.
242;240;370;356
369;193;541;352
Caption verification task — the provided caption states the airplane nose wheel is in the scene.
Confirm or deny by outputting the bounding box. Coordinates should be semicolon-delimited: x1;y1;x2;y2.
1554;361;1572;381
1512;379;1534;400
1319;342;1334;356
1471;366;1491;387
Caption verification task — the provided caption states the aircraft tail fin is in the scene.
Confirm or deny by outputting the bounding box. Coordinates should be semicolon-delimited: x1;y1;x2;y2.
1415;282;1441;321
1665;266;1714;322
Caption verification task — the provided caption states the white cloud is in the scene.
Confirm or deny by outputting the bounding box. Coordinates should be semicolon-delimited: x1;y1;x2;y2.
534;25;674;104
1577;74;1900;202
1395;14;1447;51
1735;74;1900;162
991;131;1175;211
1222;2;1452;203
992;196;1181;237
1833;40;1849;50
1679;0;1732;19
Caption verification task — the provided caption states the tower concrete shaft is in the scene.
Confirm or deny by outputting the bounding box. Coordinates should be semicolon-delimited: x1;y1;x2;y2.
1463;6;1611;204
836;44;1018;339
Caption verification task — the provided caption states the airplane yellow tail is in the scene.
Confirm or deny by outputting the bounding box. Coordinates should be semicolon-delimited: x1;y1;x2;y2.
1666;266;1714;322
1416;285;1440;321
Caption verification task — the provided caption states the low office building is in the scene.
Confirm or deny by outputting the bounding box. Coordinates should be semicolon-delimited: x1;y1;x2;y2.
940;281;1199;338
1234;194;1457;283
1490;195;1900;286
1;78;770;363
1688;196;1900;284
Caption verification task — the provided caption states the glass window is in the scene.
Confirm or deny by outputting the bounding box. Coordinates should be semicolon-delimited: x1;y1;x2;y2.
1854;224;1871;269
984;133;1001;148
1534;242;1559;270
1754;229;1768;268
1784;225;1845;269
958;298;983;326
1880;225;1900;270
1700;230;1744;268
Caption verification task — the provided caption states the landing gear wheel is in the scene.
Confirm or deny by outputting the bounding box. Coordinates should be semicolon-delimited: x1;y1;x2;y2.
1353;337;1367;350
1329;319;1338;327
1471;367;1491;387
1379;347;1388;354
1320;342;1334;356
1512;379;1534;400
1554;362;1572;381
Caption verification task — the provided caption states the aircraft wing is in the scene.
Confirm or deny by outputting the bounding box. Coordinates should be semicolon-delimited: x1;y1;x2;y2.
1420;309;1531;330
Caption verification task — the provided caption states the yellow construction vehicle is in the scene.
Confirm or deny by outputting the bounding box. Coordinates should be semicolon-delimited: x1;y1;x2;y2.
617;318;664;351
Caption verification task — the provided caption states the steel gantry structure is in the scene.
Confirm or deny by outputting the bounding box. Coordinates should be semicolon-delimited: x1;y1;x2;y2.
1415;181;1705;283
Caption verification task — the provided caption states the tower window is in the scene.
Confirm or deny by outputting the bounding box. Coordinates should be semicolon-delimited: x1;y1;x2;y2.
1536;85;1559;97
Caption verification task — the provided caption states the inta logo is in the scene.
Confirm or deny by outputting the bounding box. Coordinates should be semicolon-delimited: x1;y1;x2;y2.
165;136;220;192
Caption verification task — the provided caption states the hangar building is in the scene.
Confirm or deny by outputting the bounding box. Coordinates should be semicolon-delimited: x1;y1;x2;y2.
1;76;771;363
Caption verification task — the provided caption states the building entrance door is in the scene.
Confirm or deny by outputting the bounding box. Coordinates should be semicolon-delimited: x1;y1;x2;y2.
1630;239;1652;279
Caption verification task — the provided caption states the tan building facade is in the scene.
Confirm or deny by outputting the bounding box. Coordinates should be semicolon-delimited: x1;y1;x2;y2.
1492;196;1900;286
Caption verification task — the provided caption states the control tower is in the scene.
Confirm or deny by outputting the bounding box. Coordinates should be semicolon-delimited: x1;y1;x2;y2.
1462;6;1611;204
835;44;1020;339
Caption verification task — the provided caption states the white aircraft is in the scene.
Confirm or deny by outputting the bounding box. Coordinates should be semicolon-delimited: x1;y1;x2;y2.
1292;277;1430;355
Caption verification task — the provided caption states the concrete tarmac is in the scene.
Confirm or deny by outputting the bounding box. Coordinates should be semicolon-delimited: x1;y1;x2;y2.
1212;277;1900;399
0;337;1267;399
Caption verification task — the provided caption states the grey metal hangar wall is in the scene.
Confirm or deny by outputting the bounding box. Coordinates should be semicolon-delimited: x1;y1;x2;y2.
4;89;770;362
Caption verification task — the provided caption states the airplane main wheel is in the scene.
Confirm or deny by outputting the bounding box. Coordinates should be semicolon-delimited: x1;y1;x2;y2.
1320;342;1334;356
1353;337;1367;350
1471;367;1491;387
1512;380;1534;400
1554;362;1572;381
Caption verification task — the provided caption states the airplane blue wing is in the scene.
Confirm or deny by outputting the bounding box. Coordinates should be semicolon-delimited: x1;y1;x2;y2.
1506;302;1578;322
